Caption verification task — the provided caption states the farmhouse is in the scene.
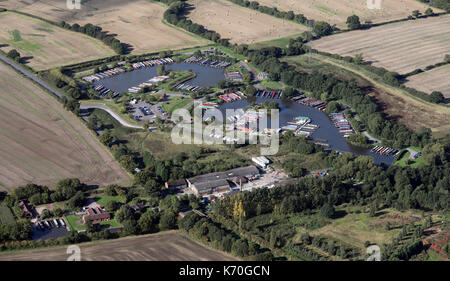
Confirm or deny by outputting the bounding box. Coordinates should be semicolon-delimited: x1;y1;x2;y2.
187;166;260;196
82;207;110;224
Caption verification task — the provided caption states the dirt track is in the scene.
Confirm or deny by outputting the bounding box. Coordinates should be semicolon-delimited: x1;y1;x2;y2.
0;231;238;261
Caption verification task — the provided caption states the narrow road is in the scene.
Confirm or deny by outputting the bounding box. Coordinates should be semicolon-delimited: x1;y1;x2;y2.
0;54;64;99
363;131;380;143
80;104;144;129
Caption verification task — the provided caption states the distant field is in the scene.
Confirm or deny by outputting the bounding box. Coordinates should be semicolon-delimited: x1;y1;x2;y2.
0;0;210;54
187;0;308;44
0;231;238;261
405;65;450;98
256;0;437;29
309;15;450;74
0;12;113;70
0;62;131;191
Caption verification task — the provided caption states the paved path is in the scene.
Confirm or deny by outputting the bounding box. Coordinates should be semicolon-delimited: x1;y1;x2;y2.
363;131;380;143
0;54;64;99
406;148;420;160
80;103;144;129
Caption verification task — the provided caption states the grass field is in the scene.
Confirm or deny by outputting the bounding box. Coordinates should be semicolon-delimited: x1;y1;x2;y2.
162;96;193;114
0;205;15;225
187;0;309;44
0;231;238;261
284;53;450;136
94;194;126;207
0;62;131;191
405;65;450;98
309;14;450;74
256;0;438;29
0;12;113;70
0;0;211;54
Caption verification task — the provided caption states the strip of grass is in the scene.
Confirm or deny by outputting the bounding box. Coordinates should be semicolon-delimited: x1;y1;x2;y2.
260;80;283;88
0;205;15;225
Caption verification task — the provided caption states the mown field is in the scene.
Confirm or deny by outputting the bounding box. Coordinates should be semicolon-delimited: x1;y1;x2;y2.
309;14;450;74
284;53;450;136
187;0;308;44
0;62;131;191
0;0;211;54
0;231;238;261
0;12;113;70
257;0;436;29
405;65;450;98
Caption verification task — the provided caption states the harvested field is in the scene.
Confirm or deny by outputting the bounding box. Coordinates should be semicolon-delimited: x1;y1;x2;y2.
0;62;131;191
285;53;450;136
405;65;450;98
0;0;210;54
0;12;113;70
309;15;450;74
187;0;308;44
0;231;238;261
257;0;436;29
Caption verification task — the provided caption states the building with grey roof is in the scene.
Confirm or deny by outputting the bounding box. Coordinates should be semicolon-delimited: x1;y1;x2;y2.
187;165;259;196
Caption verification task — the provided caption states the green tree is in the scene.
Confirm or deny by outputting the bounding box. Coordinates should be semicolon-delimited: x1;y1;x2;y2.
320;203;335;218
346;15;361;30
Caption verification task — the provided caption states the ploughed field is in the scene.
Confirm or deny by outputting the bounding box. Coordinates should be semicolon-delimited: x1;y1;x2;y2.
256;0;436;29
405;65;450;98
308;14;450;74
0;62;131;191
0;231;238;261
187;0;308;44
0;0;210;54
0;12;113;70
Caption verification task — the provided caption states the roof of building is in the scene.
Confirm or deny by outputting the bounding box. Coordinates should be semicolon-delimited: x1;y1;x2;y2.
166;179;187;187
187;165;259;185
84;207;110;222
194;179;230;192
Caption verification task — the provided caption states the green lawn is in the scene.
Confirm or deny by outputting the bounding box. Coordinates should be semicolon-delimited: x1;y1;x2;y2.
94;194;126;207
260;80;283;88
394;147;425;168
65;214;86;231
0;205;15;225
162;96;193;114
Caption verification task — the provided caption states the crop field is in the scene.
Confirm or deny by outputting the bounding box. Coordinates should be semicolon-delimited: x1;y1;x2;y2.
187;0;308;44
309;14;450;74
0;231;238;261
0;62;131;191
256;0;435;29
284;54;450;135
405;65;450;98
0;0;210;54
0;12;113;70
